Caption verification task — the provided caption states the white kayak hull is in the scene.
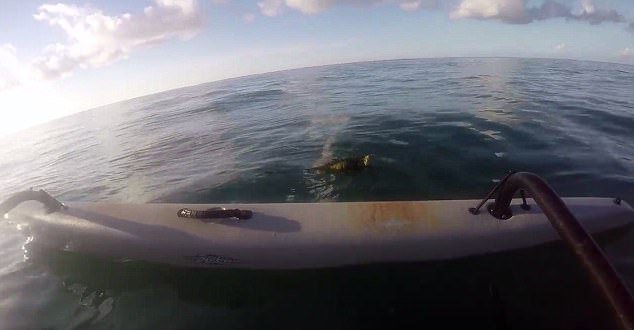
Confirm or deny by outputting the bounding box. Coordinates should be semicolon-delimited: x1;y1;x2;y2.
7;198;633;269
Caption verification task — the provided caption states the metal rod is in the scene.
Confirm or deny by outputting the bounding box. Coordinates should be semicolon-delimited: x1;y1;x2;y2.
0;189;64;215
469;171;517;215
520;189;530;210
489;172;634;330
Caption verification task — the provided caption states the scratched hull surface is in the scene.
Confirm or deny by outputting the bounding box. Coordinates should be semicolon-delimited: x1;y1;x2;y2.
9;198;633;269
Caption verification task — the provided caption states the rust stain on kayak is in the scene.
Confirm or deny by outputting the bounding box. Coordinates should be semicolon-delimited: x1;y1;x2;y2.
346;201;440;233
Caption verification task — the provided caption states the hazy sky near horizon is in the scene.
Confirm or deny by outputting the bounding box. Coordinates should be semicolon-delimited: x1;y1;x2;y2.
1;0;633;135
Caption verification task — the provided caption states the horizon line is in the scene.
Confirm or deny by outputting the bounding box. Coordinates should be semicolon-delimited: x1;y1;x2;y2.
3;55;632;138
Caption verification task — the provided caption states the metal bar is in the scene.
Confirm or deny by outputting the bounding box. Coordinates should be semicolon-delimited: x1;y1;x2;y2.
488;172;634;330
468;170;517;215
519;189;530;210
0;189;64;215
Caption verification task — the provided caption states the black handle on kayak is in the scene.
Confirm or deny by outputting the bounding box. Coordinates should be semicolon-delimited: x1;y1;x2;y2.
177;208;253;220
0;189;65;215
485;172;634;330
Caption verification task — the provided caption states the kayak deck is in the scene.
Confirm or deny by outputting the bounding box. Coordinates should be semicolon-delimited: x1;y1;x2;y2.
8;198;633;269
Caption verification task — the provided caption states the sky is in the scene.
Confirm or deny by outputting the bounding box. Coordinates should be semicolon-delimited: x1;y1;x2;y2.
1;0;633;136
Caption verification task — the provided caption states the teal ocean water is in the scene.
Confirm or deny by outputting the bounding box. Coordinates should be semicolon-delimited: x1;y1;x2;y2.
0;58;633;329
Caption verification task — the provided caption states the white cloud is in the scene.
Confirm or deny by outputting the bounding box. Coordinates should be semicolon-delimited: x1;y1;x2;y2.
258;0;285;16
555;43;566;51
257;0;438;16
450;0;624;25
400;1;424;12
286;0;334;14
571;0;624;25
620;47;632;60
31;0;204;80
0;44;22;91
579;0;594;14
256;0;625;28
451;0;528;23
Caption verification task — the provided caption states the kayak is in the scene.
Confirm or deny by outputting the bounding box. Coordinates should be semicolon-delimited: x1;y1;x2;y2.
5;197;633;269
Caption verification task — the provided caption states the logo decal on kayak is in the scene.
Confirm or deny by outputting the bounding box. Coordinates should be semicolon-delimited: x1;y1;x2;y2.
184;254;239;265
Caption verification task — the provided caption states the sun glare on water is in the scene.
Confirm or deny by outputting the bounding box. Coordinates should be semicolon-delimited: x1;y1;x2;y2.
0;84;73;137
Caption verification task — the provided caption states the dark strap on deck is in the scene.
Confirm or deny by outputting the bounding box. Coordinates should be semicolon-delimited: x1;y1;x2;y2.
177;208;252;220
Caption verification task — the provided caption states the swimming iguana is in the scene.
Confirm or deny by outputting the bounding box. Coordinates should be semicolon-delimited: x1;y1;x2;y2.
310;154;372;173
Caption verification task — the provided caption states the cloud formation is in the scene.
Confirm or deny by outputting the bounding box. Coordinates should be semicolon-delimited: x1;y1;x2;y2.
400;1;433;12
0;44;23;91
255;0;629;31
257;0;439;17
32;0;204;80
620;47;632;60
450;0;624;25
2;0;632;91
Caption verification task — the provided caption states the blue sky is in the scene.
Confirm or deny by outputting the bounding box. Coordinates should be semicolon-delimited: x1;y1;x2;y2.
1;0;633;135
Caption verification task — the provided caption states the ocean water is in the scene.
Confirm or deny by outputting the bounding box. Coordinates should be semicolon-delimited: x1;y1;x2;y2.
0;58;633;329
